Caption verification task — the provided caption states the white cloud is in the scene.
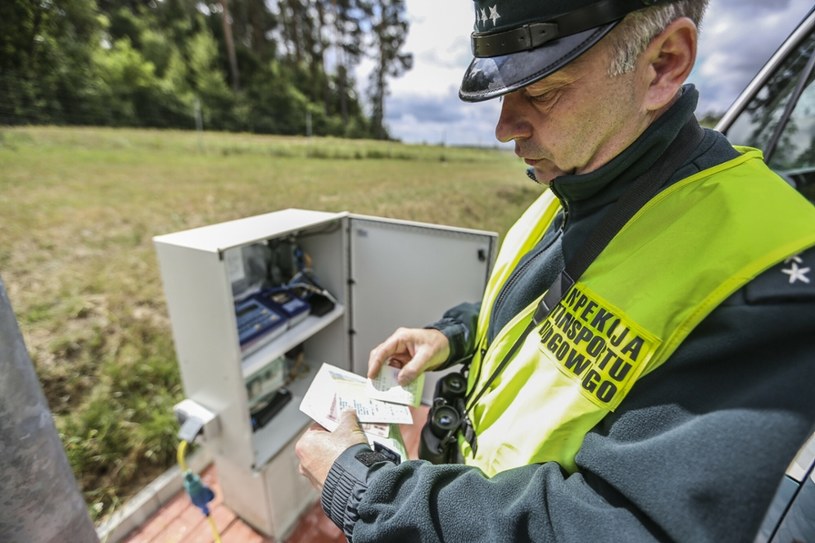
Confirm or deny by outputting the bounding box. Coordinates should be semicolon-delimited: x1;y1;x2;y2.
690;0;813;114
374;0;814;145
358;0;503;146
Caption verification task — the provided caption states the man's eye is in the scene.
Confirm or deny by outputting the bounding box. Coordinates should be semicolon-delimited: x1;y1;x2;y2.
531;92;556;103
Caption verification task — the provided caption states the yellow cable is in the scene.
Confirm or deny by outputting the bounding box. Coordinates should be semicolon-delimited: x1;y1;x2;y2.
207;514;223;543
177;439;189;473
177;439;223;542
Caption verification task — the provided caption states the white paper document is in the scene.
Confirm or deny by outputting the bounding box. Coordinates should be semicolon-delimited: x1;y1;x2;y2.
299;363;414;431
367;365;425;407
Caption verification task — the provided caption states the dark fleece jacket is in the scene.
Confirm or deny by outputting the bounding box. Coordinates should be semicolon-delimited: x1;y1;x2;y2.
320;86;815;543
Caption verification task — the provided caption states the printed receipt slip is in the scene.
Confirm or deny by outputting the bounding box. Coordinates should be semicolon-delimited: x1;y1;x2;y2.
299;363;423;461
299;363;423;431
367;364;425;407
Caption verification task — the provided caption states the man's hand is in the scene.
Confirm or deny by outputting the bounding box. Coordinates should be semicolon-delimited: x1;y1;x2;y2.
368;327;450;385
295;410;367;491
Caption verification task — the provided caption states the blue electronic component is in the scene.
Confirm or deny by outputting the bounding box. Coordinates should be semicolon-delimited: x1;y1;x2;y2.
257;289;310;328
235;296;287;349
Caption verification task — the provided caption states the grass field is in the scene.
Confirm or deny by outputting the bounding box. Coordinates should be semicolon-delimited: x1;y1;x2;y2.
0;125;537;522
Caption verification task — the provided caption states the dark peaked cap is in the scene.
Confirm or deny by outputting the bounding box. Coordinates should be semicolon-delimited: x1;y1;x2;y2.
460;0;672;102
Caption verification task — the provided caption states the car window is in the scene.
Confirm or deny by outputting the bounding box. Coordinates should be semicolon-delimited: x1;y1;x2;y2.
768;73;815;202
724;29;815;202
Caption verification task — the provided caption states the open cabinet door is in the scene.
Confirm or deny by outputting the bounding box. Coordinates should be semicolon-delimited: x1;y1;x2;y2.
347;215;497;404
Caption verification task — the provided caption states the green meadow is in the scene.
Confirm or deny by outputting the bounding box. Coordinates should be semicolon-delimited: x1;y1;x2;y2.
0;126;537;521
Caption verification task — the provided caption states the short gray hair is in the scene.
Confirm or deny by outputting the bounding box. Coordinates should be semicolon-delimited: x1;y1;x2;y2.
607;0;710;77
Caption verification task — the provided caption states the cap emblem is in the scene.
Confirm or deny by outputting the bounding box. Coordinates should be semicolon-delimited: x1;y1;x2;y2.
475;4;501;30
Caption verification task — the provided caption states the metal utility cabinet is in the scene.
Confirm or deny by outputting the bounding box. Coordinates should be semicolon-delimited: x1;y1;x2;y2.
153;209;496;539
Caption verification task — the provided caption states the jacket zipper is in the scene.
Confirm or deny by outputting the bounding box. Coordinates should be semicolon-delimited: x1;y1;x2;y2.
491;186;569;324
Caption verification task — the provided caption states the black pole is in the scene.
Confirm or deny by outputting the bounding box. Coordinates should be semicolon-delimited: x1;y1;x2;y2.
0;277;99;543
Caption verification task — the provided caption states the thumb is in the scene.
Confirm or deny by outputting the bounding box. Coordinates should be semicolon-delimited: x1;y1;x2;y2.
336;409;368;444
334;409;364;434
397;358;424;386
338;409;361;428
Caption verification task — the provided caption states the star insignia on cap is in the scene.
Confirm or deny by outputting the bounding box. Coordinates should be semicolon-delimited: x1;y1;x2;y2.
488;5;501;27
781;255;811;284
480;8;488;28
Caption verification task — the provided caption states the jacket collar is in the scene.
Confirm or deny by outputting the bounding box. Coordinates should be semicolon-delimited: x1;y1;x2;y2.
550;85;699;218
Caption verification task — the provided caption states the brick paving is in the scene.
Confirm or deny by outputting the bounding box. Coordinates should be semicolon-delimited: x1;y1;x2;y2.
121;406;427;543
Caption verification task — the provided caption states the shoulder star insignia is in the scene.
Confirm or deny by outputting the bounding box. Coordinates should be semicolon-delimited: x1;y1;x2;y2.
781;261;811;284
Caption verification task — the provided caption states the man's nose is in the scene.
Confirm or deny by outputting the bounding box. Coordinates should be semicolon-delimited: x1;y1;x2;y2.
495;92;532;143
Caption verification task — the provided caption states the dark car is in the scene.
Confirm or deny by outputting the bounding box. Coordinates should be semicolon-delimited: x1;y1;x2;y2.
715;8;815;542
716;7;815;204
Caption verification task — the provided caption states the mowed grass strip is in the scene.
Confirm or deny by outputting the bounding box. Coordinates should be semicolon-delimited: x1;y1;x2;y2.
0;125;537;522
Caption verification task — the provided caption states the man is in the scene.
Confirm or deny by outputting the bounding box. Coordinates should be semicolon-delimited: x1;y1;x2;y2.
296;0;815;540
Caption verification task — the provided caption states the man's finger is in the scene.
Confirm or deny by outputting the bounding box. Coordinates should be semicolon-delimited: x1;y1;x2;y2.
369;327;420;377
337;409;361;428
368;338;396;378
397;363;420;385
306;421;327;433
396;343;438;385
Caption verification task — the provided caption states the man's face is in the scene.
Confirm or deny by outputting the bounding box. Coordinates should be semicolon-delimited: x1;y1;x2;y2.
495;40;651;185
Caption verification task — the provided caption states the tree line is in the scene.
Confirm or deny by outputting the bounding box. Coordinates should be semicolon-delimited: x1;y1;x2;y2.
0;0;413;139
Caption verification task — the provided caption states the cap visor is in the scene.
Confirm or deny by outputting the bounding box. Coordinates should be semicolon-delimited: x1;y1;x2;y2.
459;23;617;102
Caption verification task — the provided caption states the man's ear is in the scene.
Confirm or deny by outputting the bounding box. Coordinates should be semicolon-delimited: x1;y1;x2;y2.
641;17;698;112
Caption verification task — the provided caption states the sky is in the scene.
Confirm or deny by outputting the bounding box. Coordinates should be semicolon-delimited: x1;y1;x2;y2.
369;0;814;147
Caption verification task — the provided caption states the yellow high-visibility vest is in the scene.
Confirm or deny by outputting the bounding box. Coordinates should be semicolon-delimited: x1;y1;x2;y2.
462;149;815;476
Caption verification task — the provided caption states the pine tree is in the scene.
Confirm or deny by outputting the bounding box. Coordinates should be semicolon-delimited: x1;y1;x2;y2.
367;0;412;140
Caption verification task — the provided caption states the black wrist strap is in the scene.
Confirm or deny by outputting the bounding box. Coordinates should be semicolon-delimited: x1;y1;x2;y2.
464;118;705;424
